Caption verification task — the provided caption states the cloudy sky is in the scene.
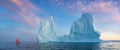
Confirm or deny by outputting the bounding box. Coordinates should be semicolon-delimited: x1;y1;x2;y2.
0;0;120;41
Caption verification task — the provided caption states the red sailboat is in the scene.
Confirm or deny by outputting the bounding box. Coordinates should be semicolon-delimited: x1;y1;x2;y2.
16;38;21;46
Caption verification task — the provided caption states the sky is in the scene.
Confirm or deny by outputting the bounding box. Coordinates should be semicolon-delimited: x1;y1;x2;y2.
0;0;120;42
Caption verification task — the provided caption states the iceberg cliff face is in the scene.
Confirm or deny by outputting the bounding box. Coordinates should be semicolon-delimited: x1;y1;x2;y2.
37;16;58;42
61;13;101;42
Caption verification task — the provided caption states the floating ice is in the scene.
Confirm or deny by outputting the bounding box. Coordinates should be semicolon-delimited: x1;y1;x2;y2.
37;13;101;42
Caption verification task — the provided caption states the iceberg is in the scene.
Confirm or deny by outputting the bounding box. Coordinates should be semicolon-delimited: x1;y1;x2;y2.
37;16;58;42
60;13;101;42
37;13;101;42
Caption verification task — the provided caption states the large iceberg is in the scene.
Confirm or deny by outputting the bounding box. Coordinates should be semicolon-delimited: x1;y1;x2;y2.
37;13;101;42
60;13;101;42
37;16;58;42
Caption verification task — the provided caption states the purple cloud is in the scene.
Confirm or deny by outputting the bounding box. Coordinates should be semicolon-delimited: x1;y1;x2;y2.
50;0;120;24
0;0;41;28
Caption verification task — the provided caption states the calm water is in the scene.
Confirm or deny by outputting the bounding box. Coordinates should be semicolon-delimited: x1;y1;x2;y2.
0;41;120;50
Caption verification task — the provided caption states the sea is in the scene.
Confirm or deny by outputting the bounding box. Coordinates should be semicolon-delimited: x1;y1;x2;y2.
0;41;120;50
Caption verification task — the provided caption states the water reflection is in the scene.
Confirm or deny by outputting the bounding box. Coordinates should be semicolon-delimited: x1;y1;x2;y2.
38;42;101;50
0;42;120;50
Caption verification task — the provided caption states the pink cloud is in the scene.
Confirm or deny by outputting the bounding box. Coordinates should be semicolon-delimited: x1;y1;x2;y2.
111;13;120;23
0;0;41;28
84;1;120;23
10;0;41;28
0;0;48;35
0;0;19;14
66;1;119;14
51;0;120;24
